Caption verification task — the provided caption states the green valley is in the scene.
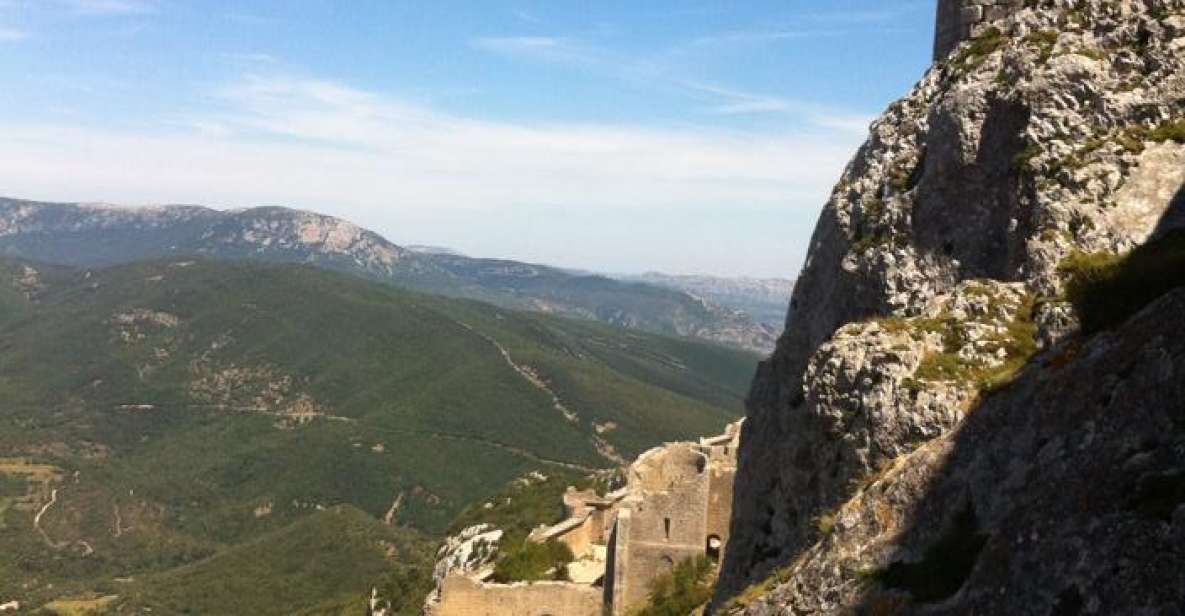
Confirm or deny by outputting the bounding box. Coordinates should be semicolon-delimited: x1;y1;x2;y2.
0;257;756;613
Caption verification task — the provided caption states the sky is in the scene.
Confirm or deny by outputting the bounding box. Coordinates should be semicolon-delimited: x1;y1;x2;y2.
0;0;936;278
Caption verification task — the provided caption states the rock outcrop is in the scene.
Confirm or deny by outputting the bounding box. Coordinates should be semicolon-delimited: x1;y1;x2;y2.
716;0;1185;612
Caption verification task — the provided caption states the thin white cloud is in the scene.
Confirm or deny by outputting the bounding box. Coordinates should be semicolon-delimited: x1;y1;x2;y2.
0;27;26;41
224;12;274;26
0;73;861;212
56;0;156;16
471;34;872;131
680;81;873;133
0;72;867;277
803;4;927;26
689;29;832;47
472;35;560;52
469;36;612;69
513;9;541;24
218;52;280;65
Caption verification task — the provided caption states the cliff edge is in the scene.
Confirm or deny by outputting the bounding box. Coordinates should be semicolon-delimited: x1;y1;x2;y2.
716;0;1185;612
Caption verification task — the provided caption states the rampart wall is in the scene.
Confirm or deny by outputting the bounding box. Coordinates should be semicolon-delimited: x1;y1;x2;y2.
435;576;602;616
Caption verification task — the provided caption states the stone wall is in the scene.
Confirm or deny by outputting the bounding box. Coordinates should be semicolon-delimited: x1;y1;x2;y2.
431;421;742;616
934;0;1025;60
605;422;742;615
434;576;602;616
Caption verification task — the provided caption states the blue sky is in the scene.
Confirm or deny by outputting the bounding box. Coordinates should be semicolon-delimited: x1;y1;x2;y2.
0;0;936;277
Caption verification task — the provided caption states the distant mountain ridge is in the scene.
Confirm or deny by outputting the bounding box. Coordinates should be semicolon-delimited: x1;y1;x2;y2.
622;272;794;329
0;197;776;353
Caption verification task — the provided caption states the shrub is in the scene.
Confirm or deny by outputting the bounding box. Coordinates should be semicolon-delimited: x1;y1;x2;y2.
1023;29;1059;62
1060;230;1185;334
1012;142;1042;172
816;511;838;535
633;556;715;616
491;540;574;583
952;27;1006;72
1148;119;1185;143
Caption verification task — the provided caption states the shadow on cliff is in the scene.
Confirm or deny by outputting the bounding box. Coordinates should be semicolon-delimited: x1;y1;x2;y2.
844;203;1185;614
1153;182;1185;238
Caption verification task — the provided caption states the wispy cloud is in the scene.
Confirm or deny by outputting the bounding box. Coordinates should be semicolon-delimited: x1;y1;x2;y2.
0;27;26;41
513;9;540;24
471;33;872;132
689;28;835;47
0;72;860;212
56;0;156;16
218;52;280;66
802;3;927;26
224;12;275;26
469;36;613;69
682;81;872;132
690;3;926;47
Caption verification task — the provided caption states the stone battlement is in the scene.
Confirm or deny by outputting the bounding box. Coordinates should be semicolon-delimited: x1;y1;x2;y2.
934;0;1025;60
429;420;744;616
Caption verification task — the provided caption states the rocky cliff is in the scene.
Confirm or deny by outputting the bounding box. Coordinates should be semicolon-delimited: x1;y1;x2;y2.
716;0;1185;612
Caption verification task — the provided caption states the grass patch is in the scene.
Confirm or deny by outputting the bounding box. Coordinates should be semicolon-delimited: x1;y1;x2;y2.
1023;29;1059;62
872;502;987;603
370;563;434;616
0;458;63;482
1121;119;1185;155
816;511;837;535
911;294;1038;394
718;563;795;612
116;506;431;616
1060;230;1185;334
632;556;714;616
448;471;610;545
44;595;119;616
491;539;574;583
951;27;1006;74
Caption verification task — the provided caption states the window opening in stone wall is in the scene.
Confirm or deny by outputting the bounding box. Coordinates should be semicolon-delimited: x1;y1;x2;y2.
664;517;671;540
707;535;722;561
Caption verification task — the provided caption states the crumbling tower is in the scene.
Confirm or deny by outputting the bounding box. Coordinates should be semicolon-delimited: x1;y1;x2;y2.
934;0;1025;60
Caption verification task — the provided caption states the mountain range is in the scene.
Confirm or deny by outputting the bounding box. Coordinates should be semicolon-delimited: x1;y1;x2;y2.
621;272;793;329
0;197;778;354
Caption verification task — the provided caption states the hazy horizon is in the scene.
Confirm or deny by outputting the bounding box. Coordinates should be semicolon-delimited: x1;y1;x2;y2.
0;0;936;278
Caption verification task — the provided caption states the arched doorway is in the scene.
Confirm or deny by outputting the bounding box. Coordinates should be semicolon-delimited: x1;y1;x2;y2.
706;535;722;561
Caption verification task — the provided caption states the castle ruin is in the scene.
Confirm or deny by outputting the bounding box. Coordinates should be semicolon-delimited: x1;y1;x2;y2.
934;0;1025;59
430;421;743;616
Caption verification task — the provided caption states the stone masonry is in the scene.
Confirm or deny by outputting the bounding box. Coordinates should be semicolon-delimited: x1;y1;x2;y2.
430;421;743;616
934;0;1025;59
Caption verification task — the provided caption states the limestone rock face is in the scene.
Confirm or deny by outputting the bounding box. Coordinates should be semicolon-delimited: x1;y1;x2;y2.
717;0;1185;609
730;289;1185;614
421;524;504;612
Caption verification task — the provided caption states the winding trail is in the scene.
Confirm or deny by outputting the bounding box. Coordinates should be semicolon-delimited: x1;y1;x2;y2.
456;322;579;423
456;321;627;465
112;504;124;538
32;487;96;555
33;488;62;548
